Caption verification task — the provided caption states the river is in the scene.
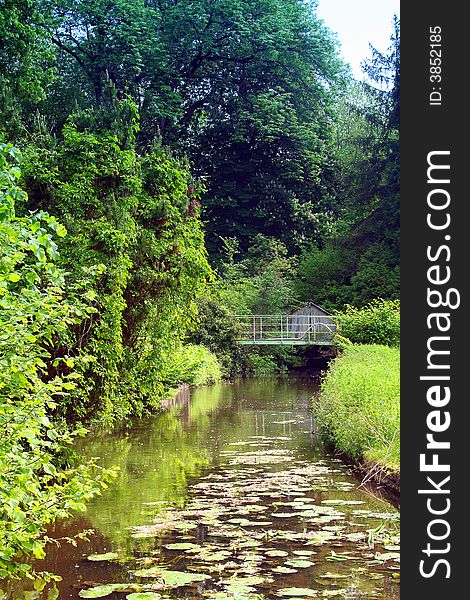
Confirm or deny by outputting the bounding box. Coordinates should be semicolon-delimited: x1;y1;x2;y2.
6;376;400;599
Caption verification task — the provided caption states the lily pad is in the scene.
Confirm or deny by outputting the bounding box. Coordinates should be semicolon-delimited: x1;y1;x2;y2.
278;589;318;597
161;571;211;586
284;560;315;569
126;595;162;600
79;584;128;598
131;567;211;586
164;542;200;551
265;550;289;557
271;566;298;574
87;552;120;562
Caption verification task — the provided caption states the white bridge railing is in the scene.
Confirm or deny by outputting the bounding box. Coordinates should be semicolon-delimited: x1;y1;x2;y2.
235;314;336;345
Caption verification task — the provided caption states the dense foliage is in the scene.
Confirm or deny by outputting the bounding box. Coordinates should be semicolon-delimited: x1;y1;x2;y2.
295;20;400;309
0;144;117;579
190;235;306;375
315;345;400;472
337;299;400;347
19;96;213;420
1;0;347;255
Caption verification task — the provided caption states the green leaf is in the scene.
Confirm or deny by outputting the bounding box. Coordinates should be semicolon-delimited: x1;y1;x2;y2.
126;594;162;600
87;552;119;562
79;584;128;598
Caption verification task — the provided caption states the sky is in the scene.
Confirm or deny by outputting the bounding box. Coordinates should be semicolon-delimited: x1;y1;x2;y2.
316;0;400;79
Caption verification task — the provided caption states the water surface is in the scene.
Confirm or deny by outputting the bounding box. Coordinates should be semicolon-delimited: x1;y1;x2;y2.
7;377;400;599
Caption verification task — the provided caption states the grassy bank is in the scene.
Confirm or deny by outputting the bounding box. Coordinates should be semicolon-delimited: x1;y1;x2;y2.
314;344;399;478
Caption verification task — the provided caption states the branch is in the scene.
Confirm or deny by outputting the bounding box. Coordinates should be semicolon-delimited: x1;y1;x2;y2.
179;97;208;128
51;36;90;73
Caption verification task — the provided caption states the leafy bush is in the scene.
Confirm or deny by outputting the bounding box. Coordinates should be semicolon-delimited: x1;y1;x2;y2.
215;235;299;315
162;344;222;387
189;297;242;376
0;143;117;579
337;299;400;347
351;245;400;307
241;351;280;375
314;345;400;471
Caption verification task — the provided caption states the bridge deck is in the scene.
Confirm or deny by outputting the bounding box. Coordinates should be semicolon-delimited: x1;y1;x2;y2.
235;314;336;346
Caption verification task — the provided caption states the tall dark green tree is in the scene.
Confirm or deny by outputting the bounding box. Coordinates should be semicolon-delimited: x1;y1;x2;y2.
13;0;346;254
0;0;54;137
296;18;400;308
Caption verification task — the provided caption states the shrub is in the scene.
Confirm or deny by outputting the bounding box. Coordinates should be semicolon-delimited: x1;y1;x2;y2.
162;344;222;387
20;100;212;421
189;297;242;376
295;244;357;311
337;298;400;347
0;143;117;579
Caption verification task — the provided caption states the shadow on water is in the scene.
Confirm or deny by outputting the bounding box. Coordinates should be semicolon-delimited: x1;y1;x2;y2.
4;375;400;599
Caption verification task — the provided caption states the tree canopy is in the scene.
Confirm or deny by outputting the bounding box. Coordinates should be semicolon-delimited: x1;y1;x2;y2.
2;0;347;253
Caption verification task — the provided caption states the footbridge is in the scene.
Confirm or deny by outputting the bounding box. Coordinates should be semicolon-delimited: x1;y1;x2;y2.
235;314;336;346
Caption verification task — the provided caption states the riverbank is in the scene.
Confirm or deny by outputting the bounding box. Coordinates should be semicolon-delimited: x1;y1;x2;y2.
314;344;400;492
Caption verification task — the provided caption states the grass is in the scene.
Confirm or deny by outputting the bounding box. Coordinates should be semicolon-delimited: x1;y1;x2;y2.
314;344;400;475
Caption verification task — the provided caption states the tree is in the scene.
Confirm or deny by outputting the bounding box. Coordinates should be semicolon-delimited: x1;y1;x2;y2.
11;0;345;255
19;96;213;419
0;0;55;138
295;18;400;308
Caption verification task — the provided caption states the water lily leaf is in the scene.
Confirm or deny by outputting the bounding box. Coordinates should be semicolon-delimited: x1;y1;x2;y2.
271;566;298;574
196;550;232;562
227;518;254;526
79;584;128;598
164;542;200;550
325;553;349;562
161;571;211;586
223;585;257;596
126;595;162;600
277;589;318;597
131;567;165;578
374;551;400;562
87;552;119;562
265;550;289;557
343;532;366;542
305;531;337;545
284;560;315;569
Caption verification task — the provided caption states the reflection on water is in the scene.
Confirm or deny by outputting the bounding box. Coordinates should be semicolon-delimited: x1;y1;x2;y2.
5;376;400;599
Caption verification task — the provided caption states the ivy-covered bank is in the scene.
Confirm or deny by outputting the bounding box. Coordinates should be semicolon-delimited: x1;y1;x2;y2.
18;98;219;421
0;119;220;578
